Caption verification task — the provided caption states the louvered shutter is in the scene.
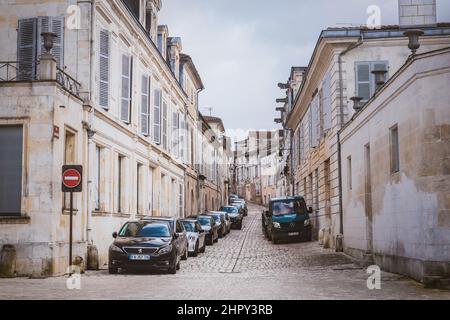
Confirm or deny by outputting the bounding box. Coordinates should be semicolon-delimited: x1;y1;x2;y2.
172;112;180;158
121;54;132;123
322;72;332;132
356;62;371;101
153;89;161;144
17;18;37;80
162;100;168;150
99;29;110;109
37;16;64;68
141;75;150;136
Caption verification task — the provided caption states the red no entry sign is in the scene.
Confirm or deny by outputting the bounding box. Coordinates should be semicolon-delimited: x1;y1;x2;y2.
62;165;83;192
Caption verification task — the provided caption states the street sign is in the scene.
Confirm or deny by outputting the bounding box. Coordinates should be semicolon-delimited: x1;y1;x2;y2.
61;165;82;276
62;165;82;192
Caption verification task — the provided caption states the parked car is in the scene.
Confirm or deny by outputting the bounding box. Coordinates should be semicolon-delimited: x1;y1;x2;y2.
141;217;189;261
231;200;248;217
229;194;239;203
220;205;243;230
208;212;227;238
195;215;219;245
262;196;313;244
108;220;180;274
212;211;231;234
181;219;206;257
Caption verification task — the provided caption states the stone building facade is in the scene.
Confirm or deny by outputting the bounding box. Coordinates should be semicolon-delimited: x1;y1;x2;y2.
0;0;227;276
340;47;450;285
281;23;450;246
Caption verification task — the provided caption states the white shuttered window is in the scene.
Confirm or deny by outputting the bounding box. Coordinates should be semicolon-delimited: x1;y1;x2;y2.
120;54;132;123
141;75;150;136
153;89;161;144
99;29;110;109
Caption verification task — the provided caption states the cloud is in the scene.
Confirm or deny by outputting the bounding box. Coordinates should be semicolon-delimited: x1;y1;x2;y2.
159;0;450;135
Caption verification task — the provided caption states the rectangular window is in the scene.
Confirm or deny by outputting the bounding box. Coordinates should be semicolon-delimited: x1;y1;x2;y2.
347;156;352;190
140;75;150;136
117;155;125;213
172;111;179;158
322;72;332;132
179;183;184;217
356;61;389;101
137;163;143;215
153;89;161;144
94;146;102;211
18;16;64;80
99;29;110;109
162;100;168;150
390;125;400;174
121;54;132;123
0;126;23;216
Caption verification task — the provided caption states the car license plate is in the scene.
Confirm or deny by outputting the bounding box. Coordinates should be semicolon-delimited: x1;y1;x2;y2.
288;232;300;236
129;254;151;261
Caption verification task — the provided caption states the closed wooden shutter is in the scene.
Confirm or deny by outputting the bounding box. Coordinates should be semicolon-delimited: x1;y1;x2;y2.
322;72;332;131
141;75;150;136
17;18;37;80
162;100;168;150
121;54;132;123
356;62;371;101
99;29;110;109
153;89;161;144
172;111;179;157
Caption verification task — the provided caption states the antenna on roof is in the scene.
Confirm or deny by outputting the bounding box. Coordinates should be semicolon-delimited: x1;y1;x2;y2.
203;107;213;116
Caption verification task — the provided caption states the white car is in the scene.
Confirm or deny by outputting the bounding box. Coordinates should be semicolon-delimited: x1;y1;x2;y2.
181;219;206;257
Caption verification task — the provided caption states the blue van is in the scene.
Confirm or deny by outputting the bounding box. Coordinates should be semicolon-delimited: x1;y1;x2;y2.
262;196;313;244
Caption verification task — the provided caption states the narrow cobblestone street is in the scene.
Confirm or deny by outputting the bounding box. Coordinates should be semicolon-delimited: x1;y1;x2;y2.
1;204;449;300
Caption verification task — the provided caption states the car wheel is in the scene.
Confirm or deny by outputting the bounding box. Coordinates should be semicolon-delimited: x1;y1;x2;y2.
181;245;188;261
108;266;118;274
201;242;206;253
272;235;279;244
193;241;199;257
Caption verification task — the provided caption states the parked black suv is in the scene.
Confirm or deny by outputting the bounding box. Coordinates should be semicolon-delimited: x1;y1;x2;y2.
220;205;243;230
109;220;180;274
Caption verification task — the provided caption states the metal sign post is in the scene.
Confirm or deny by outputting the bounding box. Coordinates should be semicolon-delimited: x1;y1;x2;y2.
62;165;83;276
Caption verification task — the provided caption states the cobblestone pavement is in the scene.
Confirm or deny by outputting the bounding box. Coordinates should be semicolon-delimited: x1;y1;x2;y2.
1;204;450;300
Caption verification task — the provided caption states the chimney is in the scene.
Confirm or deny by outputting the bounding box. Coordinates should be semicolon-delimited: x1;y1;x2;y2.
399;0;437;27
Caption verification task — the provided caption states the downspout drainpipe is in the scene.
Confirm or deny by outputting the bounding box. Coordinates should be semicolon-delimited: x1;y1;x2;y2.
337;36;363;236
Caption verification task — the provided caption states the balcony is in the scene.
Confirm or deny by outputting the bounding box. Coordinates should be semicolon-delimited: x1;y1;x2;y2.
0;61;81;98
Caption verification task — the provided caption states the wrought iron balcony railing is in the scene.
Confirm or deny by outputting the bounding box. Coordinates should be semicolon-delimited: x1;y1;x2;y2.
0;61;81;98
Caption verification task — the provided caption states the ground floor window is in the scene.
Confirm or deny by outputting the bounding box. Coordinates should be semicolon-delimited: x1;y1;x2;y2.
0;126;23;216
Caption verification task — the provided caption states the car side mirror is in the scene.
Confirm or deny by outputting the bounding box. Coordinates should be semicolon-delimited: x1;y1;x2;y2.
173;233;179;239
264;210;271;217
308;207;313;214
112;232;118;239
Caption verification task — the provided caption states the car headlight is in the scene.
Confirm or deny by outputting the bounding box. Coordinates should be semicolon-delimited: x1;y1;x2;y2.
158;245;172;255
304;219;311;227
273;222;281;229
110;244;124;253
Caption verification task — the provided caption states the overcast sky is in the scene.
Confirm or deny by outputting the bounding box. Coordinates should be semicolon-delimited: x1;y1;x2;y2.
160;0;450;136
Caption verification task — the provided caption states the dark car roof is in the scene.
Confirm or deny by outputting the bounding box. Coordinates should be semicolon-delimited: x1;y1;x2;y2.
270;196;305;203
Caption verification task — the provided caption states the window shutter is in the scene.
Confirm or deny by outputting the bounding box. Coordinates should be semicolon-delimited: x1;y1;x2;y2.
121;54;132;123
162;100;168;149
17;18;37;80
141;75;150;136
322;72;332;131
153;89;161;144
310;96;319;148
356;62;371;101
172;111;179;158
37;16;64;68
99;29;110;109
